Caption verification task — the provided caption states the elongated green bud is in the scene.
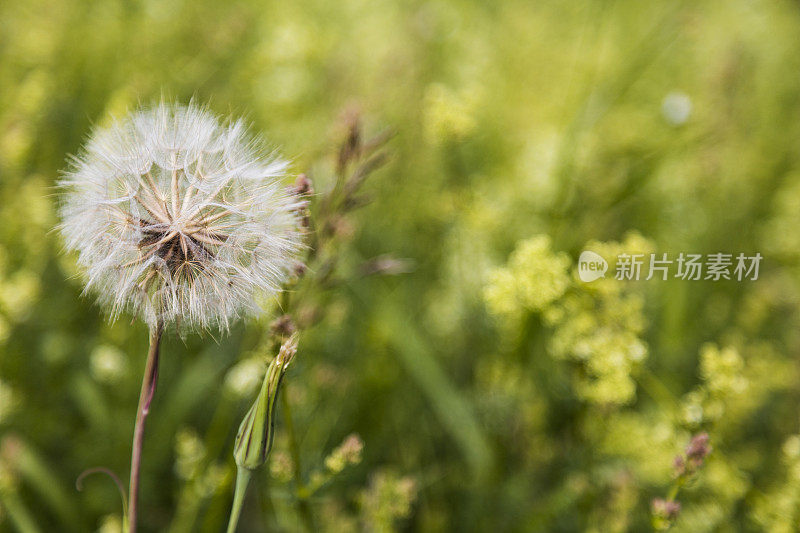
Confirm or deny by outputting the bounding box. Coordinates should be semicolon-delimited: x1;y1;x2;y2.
233;335;298;471
228;335;298;533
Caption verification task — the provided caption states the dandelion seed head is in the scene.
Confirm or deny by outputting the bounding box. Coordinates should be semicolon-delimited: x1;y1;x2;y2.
59;102;305;331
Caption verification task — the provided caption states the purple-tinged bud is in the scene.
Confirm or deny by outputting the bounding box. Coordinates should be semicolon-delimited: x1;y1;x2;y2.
652;497;681;530
293;174;314;196
270;314;297;338
652;497;681;520
686;432;711;461
292;262;308;279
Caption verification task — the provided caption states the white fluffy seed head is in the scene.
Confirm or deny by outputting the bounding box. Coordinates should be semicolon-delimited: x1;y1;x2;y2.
59;102;306;332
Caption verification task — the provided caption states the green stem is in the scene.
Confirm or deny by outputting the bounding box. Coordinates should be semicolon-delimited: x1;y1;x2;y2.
666;475;686;502
281;388;315;532
226;469;252;533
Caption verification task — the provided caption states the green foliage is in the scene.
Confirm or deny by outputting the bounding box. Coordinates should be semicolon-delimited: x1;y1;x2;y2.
2;0;800;531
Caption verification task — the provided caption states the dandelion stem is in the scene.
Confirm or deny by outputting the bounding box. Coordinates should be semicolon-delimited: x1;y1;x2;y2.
128;321;164;533
226;468;252;533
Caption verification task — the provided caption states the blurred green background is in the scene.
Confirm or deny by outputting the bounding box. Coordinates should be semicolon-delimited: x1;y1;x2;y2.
3;0;800;531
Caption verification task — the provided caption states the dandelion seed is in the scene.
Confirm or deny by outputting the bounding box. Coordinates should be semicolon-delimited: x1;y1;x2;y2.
59;102;306;331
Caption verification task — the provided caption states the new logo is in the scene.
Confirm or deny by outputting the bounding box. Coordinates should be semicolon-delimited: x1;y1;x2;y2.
578;251;608;282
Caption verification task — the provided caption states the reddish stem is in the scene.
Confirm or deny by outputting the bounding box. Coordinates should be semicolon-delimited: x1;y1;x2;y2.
128;321;164;532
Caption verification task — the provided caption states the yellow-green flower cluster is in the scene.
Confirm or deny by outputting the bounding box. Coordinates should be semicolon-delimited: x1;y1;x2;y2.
681;344;748;427
700;344;747;397
485;233;651;405
484;235;571;320
324;434;364;474
548;290;647;405
306;434;366;497
359;470;417;533
423;83;479;142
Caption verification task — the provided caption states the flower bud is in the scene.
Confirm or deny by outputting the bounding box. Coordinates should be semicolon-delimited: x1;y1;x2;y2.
651;497;681;528
293;174;314;196
233;335;298;471
685;432;711;459
269;314;297;338
685;431;711;470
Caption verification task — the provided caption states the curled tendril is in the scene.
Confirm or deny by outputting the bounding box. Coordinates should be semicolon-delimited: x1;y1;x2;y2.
76;466;129;522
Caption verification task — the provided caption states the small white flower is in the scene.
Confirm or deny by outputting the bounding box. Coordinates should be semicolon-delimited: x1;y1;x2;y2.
59;102;305;331
661;92;692;126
